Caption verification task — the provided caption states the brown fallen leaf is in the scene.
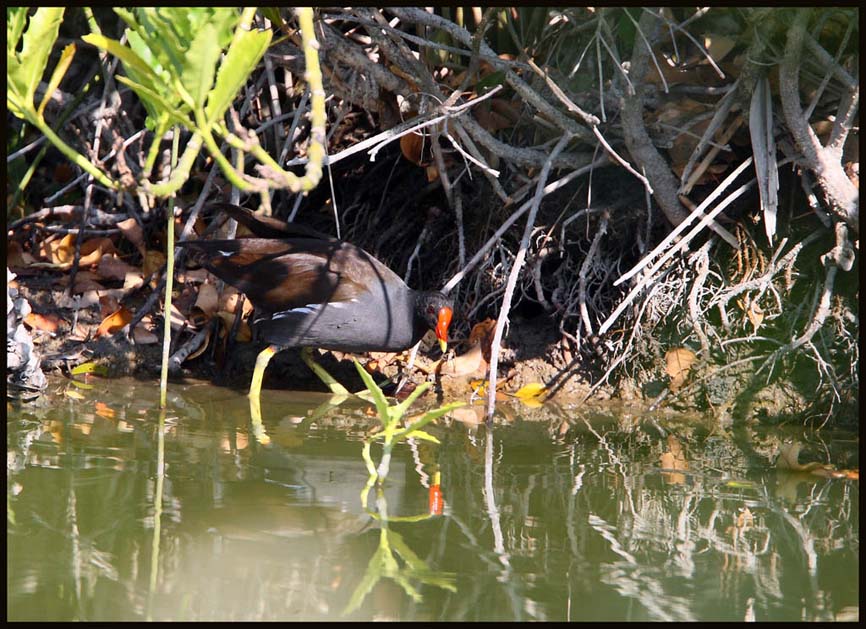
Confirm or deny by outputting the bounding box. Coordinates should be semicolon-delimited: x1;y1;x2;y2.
95;306;132;338
24;312;62;333
132;322;159;345
400;132;429;167
7;241;36;268
116;217;146;258
143;250;166;282
469;318;497;363
660;434;689;484
194;282;220;317
215;311;252;342
449;405;485;426
665;347;696;392
98;294;121;318
218;285;253;316
38;233;76;266
438;343;484;377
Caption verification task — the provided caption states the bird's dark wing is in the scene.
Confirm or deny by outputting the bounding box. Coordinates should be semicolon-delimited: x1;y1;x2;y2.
182;238;379;313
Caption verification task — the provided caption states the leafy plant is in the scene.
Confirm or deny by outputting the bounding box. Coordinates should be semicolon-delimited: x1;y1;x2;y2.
82;7;326;206
7;7;119;191
81;8;270;195
353;360;464;489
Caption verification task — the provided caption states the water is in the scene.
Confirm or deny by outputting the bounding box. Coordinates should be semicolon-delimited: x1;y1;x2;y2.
6;377;859;621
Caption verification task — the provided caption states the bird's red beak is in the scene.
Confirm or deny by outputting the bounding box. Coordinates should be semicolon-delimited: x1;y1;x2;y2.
435;306;452;353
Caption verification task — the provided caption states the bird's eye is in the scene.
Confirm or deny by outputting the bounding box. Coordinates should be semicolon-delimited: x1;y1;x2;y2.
427;306;434;315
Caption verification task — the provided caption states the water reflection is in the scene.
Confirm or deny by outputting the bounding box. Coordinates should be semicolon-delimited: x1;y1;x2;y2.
6;377;859;621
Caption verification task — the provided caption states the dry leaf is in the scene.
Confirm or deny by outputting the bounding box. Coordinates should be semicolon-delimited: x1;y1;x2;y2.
99;294;121;318
194;282;220;317
132;322;159;345
38;233;76;266
98;254;140;282
116;217;146;257
216;311;251;342
660;434;689;484
78;238;117;268
72;279;104;294
439;343;484;377
24;312;61;333
218;285;253;316
400;132;428;166
469;318;497;363
660;451;677;470
449;406;485;426
665;347;696;392
7;241;36;268
744;299;764;333
95;306;132;338
143;250;166;280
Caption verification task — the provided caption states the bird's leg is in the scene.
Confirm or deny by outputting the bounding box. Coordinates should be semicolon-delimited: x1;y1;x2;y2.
248;345;283;442
249;345;281;400
301;347;351;396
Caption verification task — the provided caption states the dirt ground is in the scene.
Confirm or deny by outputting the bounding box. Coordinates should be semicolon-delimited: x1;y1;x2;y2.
10;273;613;407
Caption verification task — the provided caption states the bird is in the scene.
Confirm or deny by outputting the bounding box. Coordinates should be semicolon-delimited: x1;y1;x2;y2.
181;203;454;401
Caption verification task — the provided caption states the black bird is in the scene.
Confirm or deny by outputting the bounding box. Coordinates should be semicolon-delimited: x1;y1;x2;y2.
181;203;453;399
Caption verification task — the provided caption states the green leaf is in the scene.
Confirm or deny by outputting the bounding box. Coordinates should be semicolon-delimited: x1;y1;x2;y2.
476;70;506;93
205;26;271;124
38;42;75;118
393;381;432;417
115;75;189;127
82;33;159;88
7;7;29;52
353;360;391;427
261;8;285;29
400;429;441;444
134;8;186;81
124;28;167;82
182;22;222;111
114;8;139;32
392;402;464;441
12;8;65;103
7;95;24;119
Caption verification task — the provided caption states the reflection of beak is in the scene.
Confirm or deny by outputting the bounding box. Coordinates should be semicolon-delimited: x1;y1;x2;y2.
436;306;452;354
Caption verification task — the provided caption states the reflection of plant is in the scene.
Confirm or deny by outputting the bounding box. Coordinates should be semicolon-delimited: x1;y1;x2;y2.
344;487;456;616
346;364;461;614
353;360;463;490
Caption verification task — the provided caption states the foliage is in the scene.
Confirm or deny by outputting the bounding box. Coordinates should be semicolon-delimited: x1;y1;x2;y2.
7;7;118;190
353;360;464;485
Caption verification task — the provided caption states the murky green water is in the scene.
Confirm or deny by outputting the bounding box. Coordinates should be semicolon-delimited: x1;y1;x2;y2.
7;377;859;621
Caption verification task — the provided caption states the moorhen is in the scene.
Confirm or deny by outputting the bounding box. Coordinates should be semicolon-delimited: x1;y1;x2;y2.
181;203;453;400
